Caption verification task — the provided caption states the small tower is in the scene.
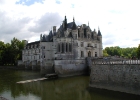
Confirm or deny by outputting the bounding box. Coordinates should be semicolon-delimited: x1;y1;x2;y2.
93;29;97;40
72;17;77;30
97;27;102;42
97;27;103;57
63;16;67;30
71;17;78;39
40;34;42;41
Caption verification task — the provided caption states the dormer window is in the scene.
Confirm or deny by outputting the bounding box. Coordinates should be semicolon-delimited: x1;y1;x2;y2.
95;44;97;48
88;43;91;47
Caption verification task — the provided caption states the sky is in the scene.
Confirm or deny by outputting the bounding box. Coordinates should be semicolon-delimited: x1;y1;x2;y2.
0;0;140;48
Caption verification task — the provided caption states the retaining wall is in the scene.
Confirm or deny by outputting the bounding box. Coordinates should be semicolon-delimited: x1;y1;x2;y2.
89;64;140;95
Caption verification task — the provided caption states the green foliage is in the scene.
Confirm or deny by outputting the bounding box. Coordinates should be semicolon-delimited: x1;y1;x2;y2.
0;37;24;66
103;46;137;58
136;44;140;59
103;49;108;57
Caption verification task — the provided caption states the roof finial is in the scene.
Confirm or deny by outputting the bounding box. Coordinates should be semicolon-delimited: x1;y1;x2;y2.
73;16;75;22
88;21;89;26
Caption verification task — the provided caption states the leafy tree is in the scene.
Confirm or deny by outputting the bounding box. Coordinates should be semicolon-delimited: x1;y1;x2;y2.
103;49;108;57
11;37;24;65
137;44;140;59
0;37;24;66
104;46;137;58
0;41;5;65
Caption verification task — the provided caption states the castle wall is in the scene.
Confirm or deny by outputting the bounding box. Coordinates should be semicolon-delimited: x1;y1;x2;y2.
89;64;140;95
54;60;87;77
40;60;54;75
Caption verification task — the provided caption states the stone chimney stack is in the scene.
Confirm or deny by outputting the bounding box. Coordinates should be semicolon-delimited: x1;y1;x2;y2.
53;26;56;33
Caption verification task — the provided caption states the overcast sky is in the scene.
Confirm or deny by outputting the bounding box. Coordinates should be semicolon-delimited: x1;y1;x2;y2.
0;0;140;48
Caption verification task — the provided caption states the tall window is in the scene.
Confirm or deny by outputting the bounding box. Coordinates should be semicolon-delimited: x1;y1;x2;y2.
95;52;97;57
95;44;97;48
69;43;72;52
88;51;91;57
62;43;64;53
66;43;68;52
58;43;60;52
81;42;83;47
81;51;84;57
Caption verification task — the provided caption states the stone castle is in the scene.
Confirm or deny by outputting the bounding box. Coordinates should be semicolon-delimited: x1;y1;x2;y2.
20;16;103;76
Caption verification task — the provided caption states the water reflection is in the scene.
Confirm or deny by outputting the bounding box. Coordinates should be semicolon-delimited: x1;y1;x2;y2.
0;69;140;100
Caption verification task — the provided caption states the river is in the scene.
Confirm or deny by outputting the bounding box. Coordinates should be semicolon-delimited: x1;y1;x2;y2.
0;69;139;100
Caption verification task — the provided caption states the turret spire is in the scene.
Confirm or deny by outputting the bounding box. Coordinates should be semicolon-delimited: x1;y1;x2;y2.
64;15;67;30
73;16;75;22
97;26;102;36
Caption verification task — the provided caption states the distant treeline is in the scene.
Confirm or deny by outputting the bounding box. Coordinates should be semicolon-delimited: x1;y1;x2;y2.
103;45;140;59
0;37;24;66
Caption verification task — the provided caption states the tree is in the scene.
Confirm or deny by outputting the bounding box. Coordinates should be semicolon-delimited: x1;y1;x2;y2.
104;46;137;58
0;41;5;65
11;37;24;65
0;37;24;66
103;49;108;57
137;44;140;59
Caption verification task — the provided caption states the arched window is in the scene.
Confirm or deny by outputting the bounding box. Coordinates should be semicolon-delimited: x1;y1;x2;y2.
88;51;91;57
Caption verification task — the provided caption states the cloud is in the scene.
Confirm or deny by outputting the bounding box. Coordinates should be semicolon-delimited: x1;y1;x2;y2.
0;11;31;34
28;12;63;33
0;0;140;48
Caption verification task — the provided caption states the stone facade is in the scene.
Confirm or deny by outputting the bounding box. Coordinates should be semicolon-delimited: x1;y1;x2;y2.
21;16;103;76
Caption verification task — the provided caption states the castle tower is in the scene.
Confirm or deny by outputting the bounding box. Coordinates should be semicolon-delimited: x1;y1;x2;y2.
72;17;78;39
97;27;103;57
63;16;67;30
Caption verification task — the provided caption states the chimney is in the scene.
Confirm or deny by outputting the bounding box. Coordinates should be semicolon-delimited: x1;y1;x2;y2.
53;26;56;33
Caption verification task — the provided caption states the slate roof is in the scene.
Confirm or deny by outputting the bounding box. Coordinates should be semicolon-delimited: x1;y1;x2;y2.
98;30;102;36
26;41;40;49
57;22;77;37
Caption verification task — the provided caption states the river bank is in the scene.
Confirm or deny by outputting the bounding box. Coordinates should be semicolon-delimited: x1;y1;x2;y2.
0;66;26;70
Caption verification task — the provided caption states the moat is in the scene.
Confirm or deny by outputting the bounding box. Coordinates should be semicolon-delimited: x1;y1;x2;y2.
0;69;140;100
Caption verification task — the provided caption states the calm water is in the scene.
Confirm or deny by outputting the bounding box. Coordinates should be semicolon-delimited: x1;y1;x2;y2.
0;69;140;100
